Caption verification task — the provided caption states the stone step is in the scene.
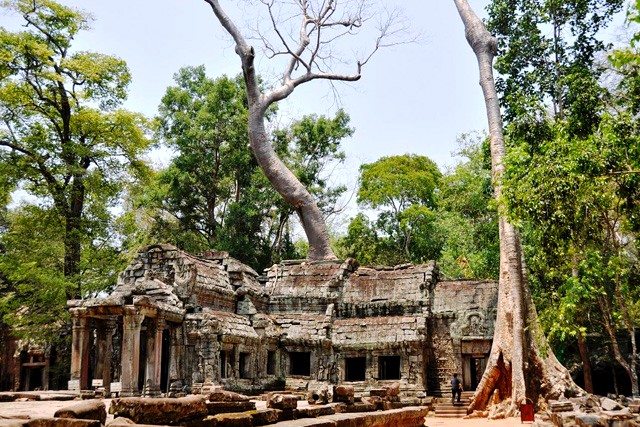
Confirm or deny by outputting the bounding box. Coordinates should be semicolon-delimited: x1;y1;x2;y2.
434;400;470;418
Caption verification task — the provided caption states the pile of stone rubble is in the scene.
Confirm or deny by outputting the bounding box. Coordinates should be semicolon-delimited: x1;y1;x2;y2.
0;385;429;427
533;395;640;427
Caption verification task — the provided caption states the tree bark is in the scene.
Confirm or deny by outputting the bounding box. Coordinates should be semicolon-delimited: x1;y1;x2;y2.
577;332;594;394
204;0;339;261
598;294;639;396
453;0;581;415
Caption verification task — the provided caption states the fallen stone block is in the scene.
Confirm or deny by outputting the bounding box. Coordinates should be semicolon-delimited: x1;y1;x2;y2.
250;409;281;426
54;400;107;425
267;394;298;411
109;396;208;425
343;402;376;413
333;386;354;405
327;406;428;427
179;417;217;427
601;397;622;411
208;391;250;403
210;412;252;427
549;400;574;413
27;419;101;427
206;402;255;415
385;383;400;397
328;404;347;414
0;420;28;427
295;405;335;418
368;389;386;398
38;394;77;402
0;393;18;403
575;413;606;427
107;418;171;427
105;418;135;426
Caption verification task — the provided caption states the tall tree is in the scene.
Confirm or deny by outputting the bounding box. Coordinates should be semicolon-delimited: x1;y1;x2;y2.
202;0;402;260
0;0;150;298
127;65;352;270
453;0;579;415
338;154;442;265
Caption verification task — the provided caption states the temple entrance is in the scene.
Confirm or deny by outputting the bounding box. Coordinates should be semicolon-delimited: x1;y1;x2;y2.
468;356;487;390
461;339;492;391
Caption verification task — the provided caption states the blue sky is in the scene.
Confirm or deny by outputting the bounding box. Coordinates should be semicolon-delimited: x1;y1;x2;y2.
1;0;626;230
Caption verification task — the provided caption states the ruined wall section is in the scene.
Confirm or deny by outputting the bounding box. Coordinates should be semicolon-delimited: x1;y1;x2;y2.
428;280;498;394
263;261;437;396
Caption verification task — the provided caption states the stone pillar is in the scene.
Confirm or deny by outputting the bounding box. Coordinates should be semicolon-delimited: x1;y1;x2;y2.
121;309;144;397
103;319;116;395
69;311;90;391
144;316;164;396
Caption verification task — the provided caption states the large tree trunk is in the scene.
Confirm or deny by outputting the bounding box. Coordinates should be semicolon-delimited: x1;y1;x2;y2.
247;107;335;260
577;332;594;394
204;0;336;261
453;0;581;415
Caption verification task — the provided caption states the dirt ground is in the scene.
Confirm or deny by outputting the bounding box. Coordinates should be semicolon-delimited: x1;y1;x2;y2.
0;398;529;426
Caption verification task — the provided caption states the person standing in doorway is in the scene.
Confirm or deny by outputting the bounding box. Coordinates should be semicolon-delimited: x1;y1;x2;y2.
451;373;462;404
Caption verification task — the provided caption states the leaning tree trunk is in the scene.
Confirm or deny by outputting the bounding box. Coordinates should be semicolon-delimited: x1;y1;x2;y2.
247;107;336;260
453;0;581;416
204;0;336;261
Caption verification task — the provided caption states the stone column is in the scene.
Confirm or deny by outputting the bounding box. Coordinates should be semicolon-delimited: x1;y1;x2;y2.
69;311;90;391
120;309;144;396
144;316;164;396
102;319;117;396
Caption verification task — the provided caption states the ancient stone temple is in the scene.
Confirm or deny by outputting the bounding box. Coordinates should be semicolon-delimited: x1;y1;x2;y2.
67;244;497;397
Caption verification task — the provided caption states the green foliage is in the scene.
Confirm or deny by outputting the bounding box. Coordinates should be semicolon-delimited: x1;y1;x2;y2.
488;0;624;138
357;154;440;211
127;66;351;271
0;0;151;300
337;139;498;278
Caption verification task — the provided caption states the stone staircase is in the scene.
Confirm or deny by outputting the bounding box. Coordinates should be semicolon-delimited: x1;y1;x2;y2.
434;391;474;418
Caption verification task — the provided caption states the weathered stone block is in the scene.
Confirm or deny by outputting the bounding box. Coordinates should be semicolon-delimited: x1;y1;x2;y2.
333;386;354;405
601;397;622;411
206;402;256;415
295;405;336;418
343;402;376;413
105;418;135;426
210;412;253;427
109;396;208;425
0;420;28;427
54;400;107;425
27;419;101;427
249;409;280;426
549;400;574;413
208;391;250;403
267;394;298;411
575;414;607;427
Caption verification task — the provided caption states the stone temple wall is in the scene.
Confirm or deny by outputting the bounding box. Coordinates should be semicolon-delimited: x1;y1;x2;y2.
66;245;498;398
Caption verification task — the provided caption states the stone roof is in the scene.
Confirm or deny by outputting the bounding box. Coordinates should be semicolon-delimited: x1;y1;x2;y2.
68;244;264;320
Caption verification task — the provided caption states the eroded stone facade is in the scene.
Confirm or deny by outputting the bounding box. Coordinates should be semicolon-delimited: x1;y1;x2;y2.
67;244;497;397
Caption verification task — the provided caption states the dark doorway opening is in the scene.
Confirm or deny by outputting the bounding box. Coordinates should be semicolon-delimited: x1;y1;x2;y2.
378;356;401;380
469;357;487;390
345;357;366;381
239;353;251;379
267;351;276;375
289;352;311;376
160;329;170;392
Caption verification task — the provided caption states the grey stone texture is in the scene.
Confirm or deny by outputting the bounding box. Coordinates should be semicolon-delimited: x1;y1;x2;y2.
68;244;497;398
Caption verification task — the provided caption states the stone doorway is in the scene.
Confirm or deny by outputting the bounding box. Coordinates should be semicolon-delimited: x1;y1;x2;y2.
466;356;487;390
